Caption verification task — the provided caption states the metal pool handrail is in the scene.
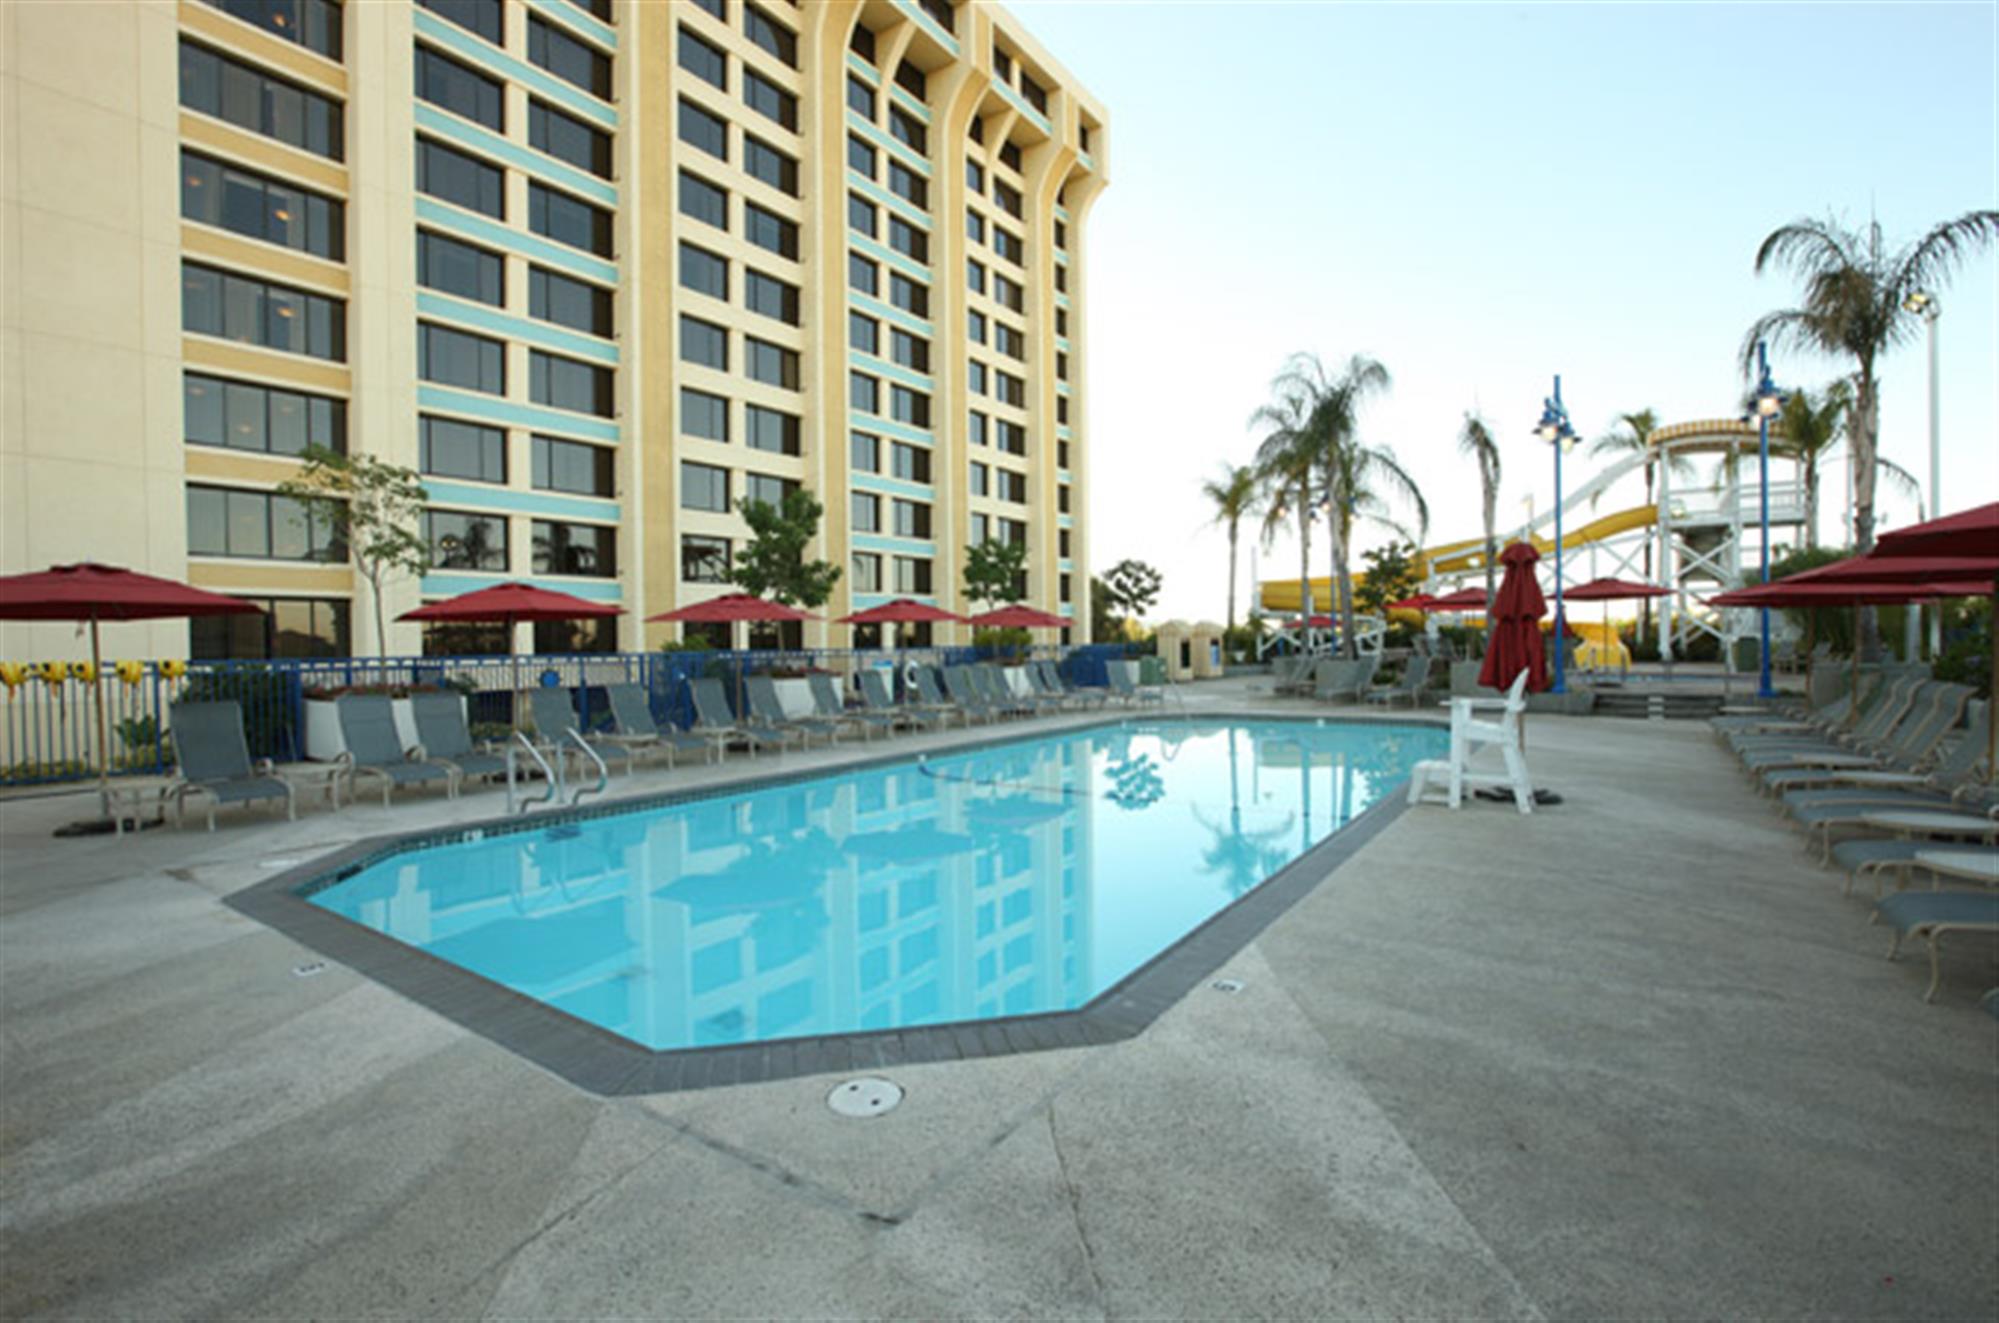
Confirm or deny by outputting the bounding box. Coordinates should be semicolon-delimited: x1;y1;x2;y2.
507;732;559;814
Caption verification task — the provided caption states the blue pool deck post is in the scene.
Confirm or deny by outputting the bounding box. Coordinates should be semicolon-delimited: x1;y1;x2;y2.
1750;340;1785;700
1534;375;1577;695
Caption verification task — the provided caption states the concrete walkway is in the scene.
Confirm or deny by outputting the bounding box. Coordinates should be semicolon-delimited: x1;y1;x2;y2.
2;679;1993;1319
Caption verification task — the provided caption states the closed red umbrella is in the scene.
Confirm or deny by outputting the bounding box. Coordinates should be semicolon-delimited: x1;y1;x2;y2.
0;562;264;829
400;582;622;733
1478;543;1547;692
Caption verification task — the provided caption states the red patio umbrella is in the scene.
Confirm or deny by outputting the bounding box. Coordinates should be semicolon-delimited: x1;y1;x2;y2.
646;592;822;626
1386;593;1438;612
1478;543;1547;693
837;597;966;652
1562;578;1672;667
1871;501;1999;560
0;562;263;828
969;604;1070;630
400;582;621;733
1423;587;1491;612
1283;615;1336;629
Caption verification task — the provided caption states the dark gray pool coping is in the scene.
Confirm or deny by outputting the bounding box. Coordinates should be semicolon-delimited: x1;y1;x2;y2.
226;710;1444;1096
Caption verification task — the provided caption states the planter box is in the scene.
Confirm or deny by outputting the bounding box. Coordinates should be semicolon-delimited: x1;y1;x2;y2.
302;696;424;762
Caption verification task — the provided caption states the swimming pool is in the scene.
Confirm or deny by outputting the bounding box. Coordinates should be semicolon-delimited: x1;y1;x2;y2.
303;717;1444;1055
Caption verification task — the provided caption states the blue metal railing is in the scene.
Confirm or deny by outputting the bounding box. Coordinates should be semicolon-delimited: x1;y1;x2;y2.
0;642;1136;787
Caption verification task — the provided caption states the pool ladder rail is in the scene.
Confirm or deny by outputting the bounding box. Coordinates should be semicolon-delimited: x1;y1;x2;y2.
506;730;608;814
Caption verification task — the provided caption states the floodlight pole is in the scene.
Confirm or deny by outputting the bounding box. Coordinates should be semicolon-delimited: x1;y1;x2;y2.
1536;375;1573;695
1752;341;1783;700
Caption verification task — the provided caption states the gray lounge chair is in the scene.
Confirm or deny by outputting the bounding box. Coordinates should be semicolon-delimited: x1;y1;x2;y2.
745;675;827;746
336;694;457;805
607;682;716;766
168;700;296;831
1364;654;1432;707
811;673;888;739
1878;888;1999;1002
943;666;1003;722
860;668;942;730
914;666;970;724
529;687;639;775
410;692;508;785
974;663;1041;716
1037;660;1105;710
689;677;788;754
1106;662;1164;706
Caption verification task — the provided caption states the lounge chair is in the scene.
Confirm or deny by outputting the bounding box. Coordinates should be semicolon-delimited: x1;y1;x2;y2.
1783;702;1991;819
606;682;717;766
859;668;943;731
1312;658;1368;703
527;686;643;777
974;663;1041;716
1106;662;1164;706
336;694;457;805
807;673;877;740
745;675;828;746
168;699;296;830
942;666;1003;722
1024;661;1085;711
1365;654;1432;707
1732;674;1924;770
689;677;789;754
1037;660;1105;710
409;692;509;785
1761;684;1972;796
1406;671;1532;813
1877;888;1999;1002
913;666;969;725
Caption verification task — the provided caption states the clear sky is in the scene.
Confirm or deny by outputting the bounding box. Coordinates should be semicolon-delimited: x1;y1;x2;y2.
1018;0;1999;623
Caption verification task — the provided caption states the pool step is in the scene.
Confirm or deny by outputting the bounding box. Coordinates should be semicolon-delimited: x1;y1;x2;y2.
1592;690;1727;721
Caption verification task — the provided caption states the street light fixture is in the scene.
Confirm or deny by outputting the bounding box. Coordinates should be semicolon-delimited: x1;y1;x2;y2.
1903;289;1942;656
1534;375;1578;694
1750;340;1786;699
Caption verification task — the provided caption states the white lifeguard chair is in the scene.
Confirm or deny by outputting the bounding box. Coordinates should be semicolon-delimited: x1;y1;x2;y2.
1407;671;1534;814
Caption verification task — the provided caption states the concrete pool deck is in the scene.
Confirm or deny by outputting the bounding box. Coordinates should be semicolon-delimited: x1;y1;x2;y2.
2;678;1994;1318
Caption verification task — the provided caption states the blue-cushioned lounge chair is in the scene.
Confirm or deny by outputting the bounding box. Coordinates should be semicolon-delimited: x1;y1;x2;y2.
607;682;716;766
1877;888;1999;1002
1105;663;1163;706
1365;654;1431;707
1037;661;1105;710
410;692;508;785
337;694;457;806
745;675;828;747
689;677;788;755
169;700;296;831
973;664;1039;716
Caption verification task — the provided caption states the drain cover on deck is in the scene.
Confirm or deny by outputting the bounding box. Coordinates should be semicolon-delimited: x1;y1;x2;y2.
827;1077;903;1117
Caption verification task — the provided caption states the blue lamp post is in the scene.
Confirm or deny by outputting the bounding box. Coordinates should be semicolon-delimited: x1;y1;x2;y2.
1535;375;1579;694
1750;341;1785;699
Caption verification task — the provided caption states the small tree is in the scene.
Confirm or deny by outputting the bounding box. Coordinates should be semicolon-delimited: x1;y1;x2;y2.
277;445;429;658
729;489;840;607
1354;541;1421;619
1102;559;1162;628
1089;574;1119;642
962;538;1028;613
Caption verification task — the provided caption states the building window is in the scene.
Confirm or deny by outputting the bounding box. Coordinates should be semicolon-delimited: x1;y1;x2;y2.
1060;573;1072;603
968;360;986;395
192;595;350;661
425;508;508;570
890;328;929;372
531;350;613;417
847;74;875;119
682;534;731;583
893;556;932;594
1020;74;1047;115
848;251;879;296
993;273;1024;312
992;226;1023;265
889;273;929;317
414;43;503;130
744;3;797;66
969;460;988;497
967;258;986;294
743;473;795;508
993;46;1014;82
533;435;614;496
206;0;344;58
1058;351;1069;382
678;26;727;89
534;616;616;655
999;140;1022;172
968;309;986;344
1055;263;1068;293
679;98;728;160
889;107;926;154
745;270;800;324
529;16;611;98
680;387;729;441
888;161;926;208
744;69;797;130
997;516;1026;546
188;485;344;562
893;59;925;99
745;338;800;390
680;314;729;370
888;216;928;263
417;0;499;47
744;202;799;259
679;242;729;299
417;321;503;393
891;498;931;538
416;137;503;218
1055;219;1069;250
850;551;882;592
690;0;724;18
850;430;880;472
745;403;800;453
890;442;931;483
530;183;613;256
178;40;343;160
183;263;346;361
996;419;1026;455
679;170;729;229
530;99;612;177
971;513;989;544
995;322;1024;359
848;193;878;238
743;135;799;195
181;150;344;260
1055;306;1068;337
530;266;613;336
851;492;879;532
681;461;730;511
420;415;506;483
966;160;984;192
847;134;876;180
533;519;616;577
417;230;503;306
184;373;345;457
968;410;988;446
850;371;879;415
1058;483;1071;514
849;311;879;355
966;211;985;244
1058;528;1071;557
848;21;876;63
889;385;931;427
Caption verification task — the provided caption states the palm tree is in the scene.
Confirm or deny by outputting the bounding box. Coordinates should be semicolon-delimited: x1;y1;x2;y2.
1588;408;1691;643
1774;382;1850;548
1200;462;1260;633
1457;413;1502;607
1744;208;1998;655
1251;384;1319;642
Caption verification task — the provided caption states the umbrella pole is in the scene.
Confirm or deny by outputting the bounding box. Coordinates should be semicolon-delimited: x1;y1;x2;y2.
92;615;110;821
1987;583;1996;783
509;614;521;738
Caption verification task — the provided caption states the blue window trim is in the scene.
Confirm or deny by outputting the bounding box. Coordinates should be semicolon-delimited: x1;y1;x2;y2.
415;10;617;130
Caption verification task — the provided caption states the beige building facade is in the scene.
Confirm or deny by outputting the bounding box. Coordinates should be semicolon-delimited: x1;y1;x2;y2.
0;0;1104;662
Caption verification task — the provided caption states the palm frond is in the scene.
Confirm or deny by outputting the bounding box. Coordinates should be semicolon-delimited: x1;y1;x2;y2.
1753;217;1857;277
1874;455;1923;504
1892;210;1999;305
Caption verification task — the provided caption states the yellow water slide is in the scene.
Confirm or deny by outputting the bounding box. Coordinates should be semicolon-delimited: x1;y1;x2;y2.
1258;504;1658;612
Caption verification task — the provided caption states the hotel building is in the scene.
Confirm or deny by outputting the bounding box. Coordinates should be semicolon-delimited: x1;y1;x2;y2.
0;0;1106;661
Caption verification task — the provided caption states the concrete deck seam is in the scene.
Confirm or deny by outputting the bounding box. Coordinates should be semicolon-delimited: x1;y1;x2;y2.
1046;1101;1111;1316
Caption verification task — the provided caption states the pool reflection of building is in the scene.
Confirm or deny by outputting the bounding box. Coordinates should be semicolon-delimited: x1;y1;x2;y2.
343;738;1096;1051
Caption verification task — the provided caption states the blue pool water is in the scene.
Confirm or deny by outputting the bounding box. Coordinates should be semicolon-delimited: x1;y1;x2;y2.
309;718;1444;1050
